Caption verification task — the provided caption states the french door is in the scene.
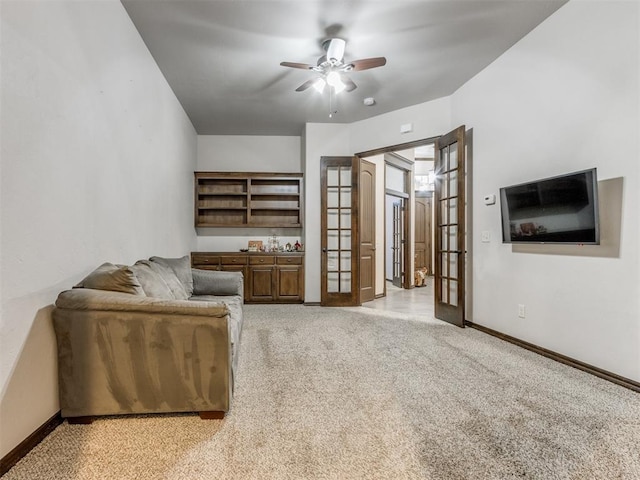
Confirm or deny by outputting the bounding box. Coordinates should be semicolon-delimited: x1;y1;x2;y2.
434;126;466;327
320;157;360;306
391;201;403;288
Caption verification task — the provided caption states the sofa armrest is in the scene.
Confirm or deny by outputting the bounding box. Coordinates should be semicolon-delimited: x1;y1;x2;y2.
192;269;244;297
55;288;228;317
53;288;233;418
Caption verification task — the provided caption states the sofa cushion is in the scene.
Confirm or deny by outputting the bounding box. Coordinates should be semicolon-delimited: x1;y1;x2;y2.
150;255;194;297
75;263;145;296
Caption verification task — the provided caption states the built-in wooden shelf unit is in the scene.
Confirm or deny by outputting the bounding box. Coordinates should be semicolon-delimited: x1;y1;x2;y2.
195;172;303;228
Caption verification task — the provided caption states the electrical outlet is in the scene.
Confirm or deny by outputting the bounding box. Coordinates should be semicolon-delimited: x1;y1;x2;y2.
518;304;526;318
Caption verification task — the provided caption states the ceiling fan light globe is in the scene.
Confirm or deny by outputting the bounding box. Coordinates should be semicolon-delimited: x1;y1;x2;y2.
313;78;326;93
326;71;344;88
333;83;346;94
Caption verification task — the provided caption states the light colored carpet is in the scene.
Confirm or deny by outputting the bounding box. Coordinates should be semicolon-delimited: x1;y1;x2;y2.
5;305;640;479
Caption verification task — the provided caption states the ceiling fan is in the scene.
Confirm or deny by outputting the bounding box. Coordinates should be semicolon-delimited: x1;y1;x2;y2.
280;38;386;94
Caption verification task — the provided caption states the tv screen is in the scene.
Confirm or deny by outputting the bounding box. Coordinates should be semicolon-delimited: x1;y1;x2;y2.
500;168;599;244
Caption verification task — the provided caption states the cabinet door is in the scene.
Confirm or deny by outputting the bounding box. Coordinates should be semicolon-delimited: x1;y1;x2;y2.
248;266;275;302
276;266;304;302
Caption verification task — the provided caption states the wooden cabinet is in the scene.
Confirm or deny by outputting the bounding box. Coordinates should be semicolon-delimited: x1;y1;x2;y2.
195;172;303;228
191;252;304;304
275;255;304;302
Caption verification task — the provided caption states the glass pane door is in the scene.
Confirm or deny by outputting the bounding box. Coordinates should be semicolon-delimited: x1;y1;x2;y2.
434;126;466;327
321;157;359;306
327;165;351;293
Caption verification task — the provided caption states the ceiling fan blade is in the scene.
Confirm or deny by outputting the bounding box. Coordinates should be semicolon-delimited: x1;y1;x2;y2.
349;57;387;71
280;61;314;70
343;76;357;92
295;78;316;92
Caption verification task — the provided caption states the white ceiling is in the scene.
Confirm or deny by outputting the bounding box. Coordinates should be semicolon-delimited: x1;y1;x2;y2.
121;0;567;136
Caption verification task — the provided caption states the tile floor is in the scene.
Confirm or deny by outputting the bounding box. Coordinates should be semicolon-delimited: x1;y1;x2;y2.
363;278;434;317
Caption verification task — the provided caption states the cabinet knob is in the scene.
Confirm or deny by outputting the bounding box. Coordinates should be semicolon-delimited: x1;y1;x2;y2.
260;259;264;263
287;259;292;263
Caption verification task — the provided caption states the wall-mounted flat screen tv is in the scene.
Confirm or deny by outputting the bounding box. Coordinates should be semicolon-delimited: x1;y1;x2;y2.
500;168;599;244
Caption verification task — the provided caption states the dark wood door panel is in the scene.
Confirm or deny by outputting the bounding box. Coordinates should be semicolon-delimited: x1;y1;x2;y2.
249;267;275;301
277;267;304;301
434;126;466;328
360;159;376;303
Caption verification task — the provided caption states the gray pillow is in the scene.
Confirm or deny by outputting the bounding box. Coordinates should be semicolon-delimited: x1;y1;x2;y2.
150;255;194;297
75;262;145;296
192;269;243;296
130;261;175;299
146;261;189;300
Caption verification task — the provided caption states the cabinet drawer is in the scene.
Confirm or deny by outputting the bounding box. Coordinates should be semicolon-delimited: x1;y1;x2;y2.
250;256;275;265
220;255;248;265
192;253;220;266
277;255;303;265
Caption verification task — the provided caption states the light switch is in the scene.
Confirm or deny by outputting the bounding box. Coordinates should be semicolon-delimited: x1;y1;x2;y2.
481;231;491;243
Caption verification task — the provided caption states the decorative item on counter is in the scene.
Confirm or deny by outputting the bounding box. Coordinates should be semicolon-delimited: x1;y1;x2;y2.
248;240;262;252
294;240;303;251
268;234;279;253
285;242;292;252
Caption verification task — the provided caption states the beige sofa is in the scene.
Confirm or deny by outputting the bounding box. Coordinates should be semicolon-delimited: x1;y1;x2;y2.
52;256;243;421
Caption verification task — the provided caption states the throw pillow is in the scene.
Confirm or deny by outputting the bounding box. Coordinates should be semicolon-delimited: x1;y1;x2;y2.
130;261;175;299
192;269;243;296
149;255;194;297
75;262;145;295
146;260;189;300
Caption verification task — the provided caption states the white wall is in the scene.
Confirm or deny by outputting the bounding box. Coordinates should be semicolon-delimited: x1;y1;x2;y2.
0;0;197;457
197;135;302;172
196;135;303;252
349;97;451;154
451;0;640;381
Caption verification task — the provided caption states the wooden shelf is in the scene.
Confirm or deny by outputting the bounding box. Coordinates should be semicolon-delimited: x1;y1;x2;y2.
195;172;303;228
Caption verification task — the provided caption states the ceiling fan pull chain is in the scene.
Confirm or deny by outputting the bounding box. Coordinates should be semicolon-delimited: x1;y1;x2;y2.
329;88;338;118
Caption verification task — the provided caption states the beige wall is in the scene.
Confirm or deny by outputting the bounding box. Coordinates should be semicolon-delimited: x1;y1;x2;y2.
1;0;197;457
451;0;640;381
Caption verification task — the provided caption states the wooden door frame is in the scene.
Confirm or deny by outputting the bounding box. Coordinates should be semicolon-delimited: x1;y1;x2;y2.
358;139;439;297
384;153;412;290
357;133;471;313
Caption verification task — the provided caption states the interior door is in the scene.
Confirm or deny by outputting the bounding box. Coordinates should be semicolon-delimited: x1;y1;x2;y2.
434;126;466;327
359;159;376;303
321;157;360;306
414;194;433;275
391;200;403;288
